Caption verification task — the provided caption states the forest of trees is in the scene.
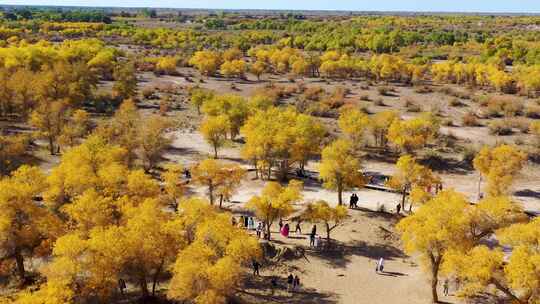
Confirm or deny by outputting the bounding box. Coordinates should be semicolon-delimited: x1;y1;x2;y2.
0;7;538;304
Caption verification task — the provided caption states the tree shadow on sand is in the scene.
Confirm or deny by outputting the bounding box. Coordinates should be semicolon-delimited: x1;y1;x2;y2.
307;239;407;269
238;275;339;304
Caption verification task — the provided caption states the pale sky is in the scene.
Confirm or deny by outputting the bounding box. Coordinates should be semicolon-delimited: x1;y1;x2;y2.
0;0;540;13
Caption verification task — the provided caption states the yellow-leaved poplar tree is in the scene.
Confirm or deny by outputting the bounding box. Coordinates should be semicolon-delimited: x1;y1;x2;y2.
397;190;472;303
246;180;303;240
301;200;348;243
473;144;527;197
319;139;364;205
191;159;245;207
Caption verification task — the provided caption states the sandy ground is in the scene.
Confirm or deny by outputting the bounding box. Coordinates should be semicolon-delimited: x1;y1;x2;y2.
17;69;538;303
160;127;538;304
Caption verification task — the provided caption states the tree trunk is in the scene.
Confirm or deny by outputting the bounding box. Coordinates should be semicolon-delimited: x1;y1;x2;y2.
219;195;224;208
14;249;25;283
152;260;164;296
253;159;259;179
430;255;442;303
325;223;331;244
208;182;214;205
48;136;55;155
139;274;149;299
266;221;271;240
401;190;407;211
213;144;218;159
337;183;343;205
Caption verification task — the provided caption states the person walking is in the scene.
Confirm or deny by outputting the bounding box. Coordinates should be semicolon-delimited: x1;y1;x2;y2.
349;194;355;209
256;222;262;238
248;217;254;230
270;277;277;295
396;203;401;215
295;221;302;235
353;193;359;208
294;275;300;291
287;274;294;292
310;225;317;247
118;278;126;295
376;257;385;273
281;223;290;238
443;279;449;296
252;259;260;276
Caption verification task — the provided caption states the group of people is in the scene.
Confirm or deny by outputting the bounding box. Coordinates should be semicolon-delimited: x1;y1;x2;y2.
232;215;257;229
286;273;301;292
349;193;359;209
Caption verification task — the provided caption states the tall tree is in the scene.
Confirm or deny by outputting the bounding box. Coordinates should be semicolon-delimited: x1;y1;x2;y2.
473;144;527;197
0;166;61;283
29;100;70;155
200;115;230;159
191;159;245;206
246;180;303;240
319;139;364;205
301;200;348;244
397;190;471;303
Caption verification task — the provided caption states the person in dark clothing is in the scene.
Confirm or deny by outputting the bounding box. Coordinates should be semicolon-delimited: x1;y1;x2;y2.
295;221;302;234
396;203;401;215
118;278;126;295
293;275;300;291
244;216;249;228
252;259;260;276
309;225;317;247
349;194;355;209
270;277;278;295
287;274;294;292
353;193;359;208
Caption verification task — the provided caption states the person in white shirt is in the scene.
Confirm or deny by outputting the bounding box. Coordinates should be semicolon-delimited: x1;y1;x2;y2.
376;257;385;273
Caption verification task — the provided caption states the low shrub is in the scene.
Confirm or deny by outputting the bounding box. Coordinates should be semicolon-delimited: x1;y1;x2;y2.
488;120;513;135
449;98;464;107
414;85;433;94
462;112;480;127
525;105;540;119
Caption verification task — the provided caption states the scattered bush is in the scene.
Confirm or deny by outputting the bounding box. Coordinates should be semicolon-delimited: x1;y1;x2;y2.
462;112;480;127
488;120;513;135
449;98;464;107
484;96;524;118
404;98;421;112
359;94;371;101
510;117;530;134
414;86;433;94
304;86;325;101
142;87;156;99
442;119;454;127
374;98;385;106
461;145;478;165
377;86;393;96
525;105;540;119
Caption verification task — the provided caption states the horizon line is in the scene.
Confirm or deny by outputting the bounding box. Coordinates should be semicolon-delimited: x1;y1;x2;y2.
1;3;540;15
